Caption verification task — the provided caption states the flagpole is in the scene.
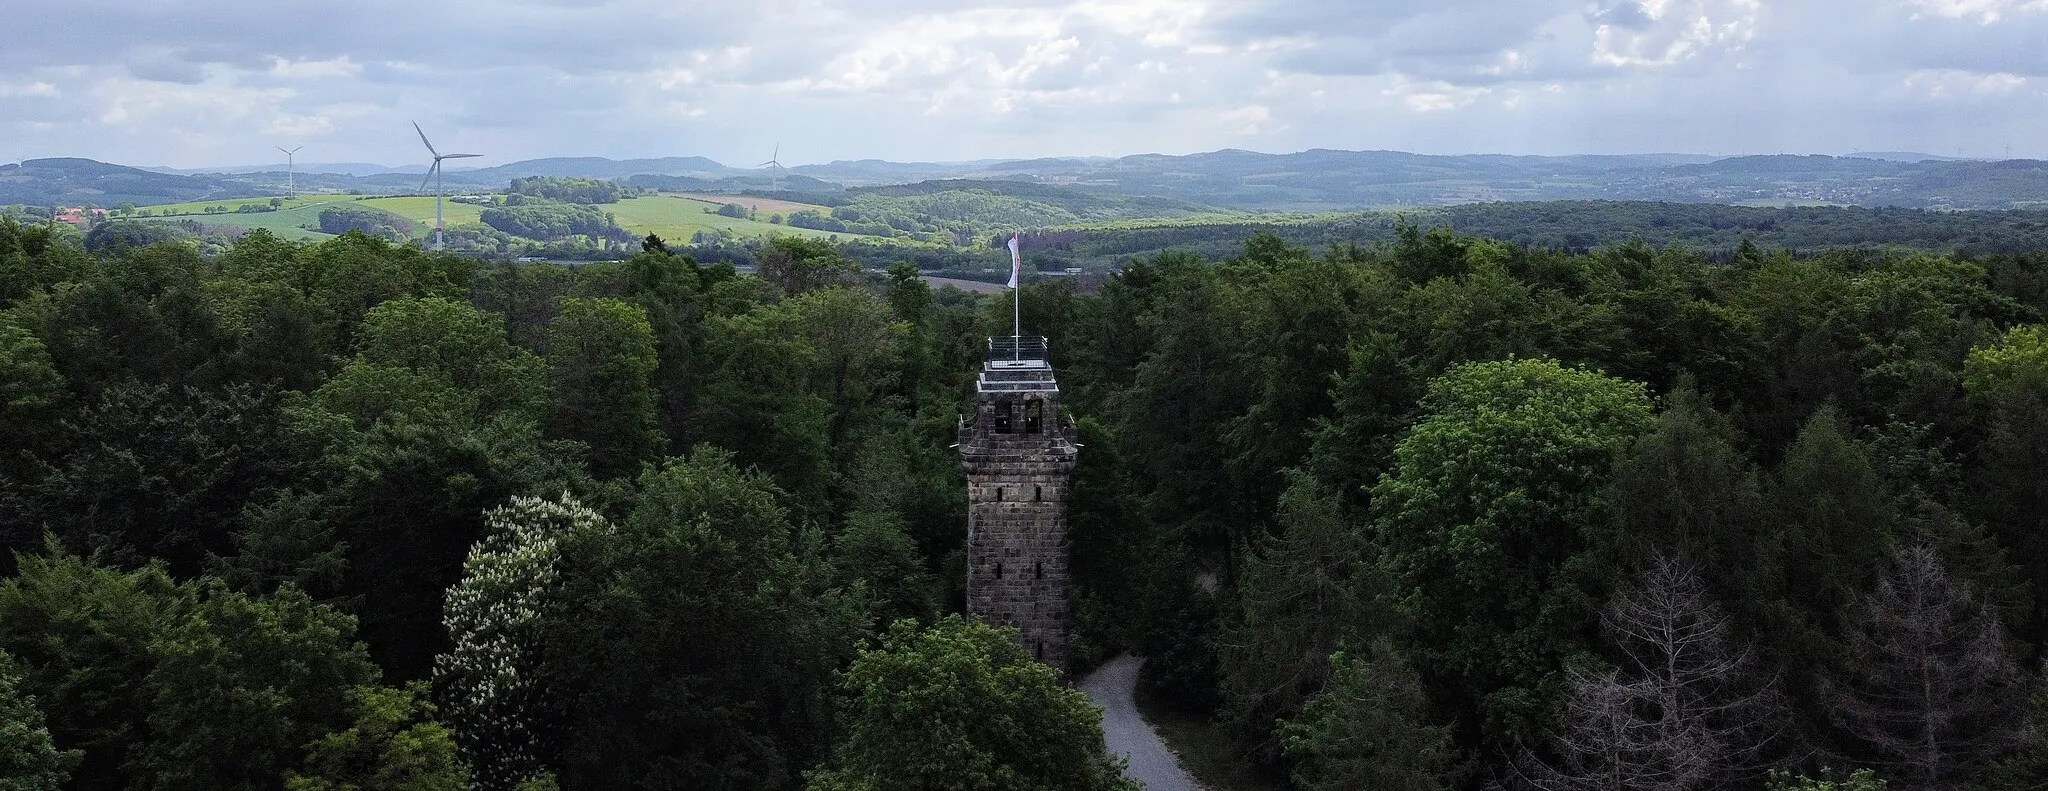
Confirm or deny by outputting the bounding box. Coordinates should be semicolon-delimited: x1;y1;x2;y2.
1009;232;1021;360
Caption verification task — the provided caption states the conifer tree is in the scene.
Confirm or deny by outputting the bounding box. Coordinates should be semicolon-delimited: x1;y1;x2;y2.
1527;557;1786;791
0;648;79;791
1279;639;1454;791
1825;545;2035;791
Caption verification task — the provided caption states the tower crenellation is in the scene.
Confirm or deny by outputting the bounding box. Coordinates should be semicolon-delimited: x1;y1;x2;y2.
959;335;1078;670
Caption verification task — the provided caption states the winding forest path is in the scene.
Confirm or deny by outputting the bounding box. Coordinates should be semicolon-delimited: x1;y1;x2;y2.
1080;654;1203;791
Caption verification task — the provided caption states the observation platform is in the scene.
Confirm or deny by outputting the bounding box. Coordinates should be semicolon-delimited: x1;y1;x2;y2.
979;336;1059;394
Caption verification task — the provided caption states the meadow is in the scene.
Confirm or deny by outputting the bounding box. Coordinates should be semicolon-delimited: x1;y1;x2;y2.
130;197;353;241
607;194;873;242
669;193;830;217
127;192;913;247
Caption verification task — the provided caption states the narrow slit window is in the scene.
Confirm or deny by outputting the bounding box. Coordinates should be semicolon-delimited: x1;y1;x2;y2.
1023;399;1044;434
993;400;1013;434
1034;642;1043;660
1034;485;1042;501
1035;562;1043;579
995;487;1003;502
996;563;1004;579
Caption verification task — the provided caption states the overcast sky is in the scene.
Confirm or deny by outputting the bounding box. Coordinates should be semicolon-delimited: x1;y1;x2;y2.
4;0;2044;168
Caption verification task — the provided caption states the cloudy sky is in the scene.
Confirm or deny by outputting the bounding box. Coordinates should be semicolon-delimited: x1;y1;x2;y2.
4;0;2044;168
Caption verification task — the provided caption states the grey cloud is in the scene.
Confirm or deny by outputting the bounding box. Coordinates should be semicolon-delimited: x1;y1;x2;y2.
1593;2;1656;31
0;0;752;76
1206;0;1595;82
126;51;208;84
8;0;2048;167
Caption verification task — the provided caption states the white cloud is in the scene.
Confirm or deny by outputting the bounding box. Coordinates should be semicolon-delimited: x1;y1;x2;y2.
1592;0;1761;68
269;57;361;79
1383;78;1490;112
1903;0;2048;23
92;74;292;125
1900;68;2030;97
0;81;59;98
263;113;335;136
1218;104;1281;134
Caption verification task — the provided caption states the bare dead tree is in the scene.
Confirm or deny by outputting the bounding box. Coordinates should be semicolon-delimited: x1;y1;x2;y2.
1518;555;1788;791
1825;544;2035;791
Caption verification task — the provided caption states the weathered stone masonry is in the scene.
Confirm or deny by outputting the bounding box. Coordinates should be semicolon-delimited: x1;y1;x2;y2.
959;338;1078;670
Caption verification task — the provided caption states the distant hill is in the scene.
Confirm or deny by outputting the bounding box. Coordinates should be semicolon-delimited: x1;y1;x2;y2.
0;158;253;206
458;156;742;182
9;150;2048;213
142;162;430;176
789;158;995;185
1845;151;1970;163
844;178;1226;219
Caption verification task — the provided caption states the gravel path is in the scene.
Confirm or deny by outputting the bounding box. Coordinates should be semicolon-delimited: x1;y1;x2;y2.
1080;654;1202;791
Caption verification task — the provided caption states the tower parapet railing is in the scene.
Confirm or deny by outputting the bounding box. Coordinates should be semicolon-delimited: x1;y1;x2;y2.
988;336;1049;365
979;335;1057;393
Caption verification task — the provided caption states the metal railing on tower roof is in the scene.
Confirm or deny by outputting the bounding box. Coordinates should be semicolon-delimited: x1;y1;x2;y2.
979;336;1057;393
988;335;1049;364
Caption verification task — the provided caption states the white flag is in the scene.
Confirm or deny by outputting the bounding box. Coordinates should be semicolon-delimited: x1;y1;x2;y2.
1007;233;1021;289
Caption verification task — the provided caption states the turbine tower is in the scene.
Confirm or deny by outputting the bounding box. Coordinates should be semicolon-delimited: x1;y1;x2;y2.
276;146;303;200
756;143;786;191
412;122;481;251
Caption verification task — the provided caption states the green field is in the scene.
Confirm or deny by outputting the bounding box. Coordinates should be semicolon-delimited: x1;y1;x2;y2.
136;195;492;241
132;199;349;241
137;195;355;217
359;196;486;231
128;192;916;247
607;195;856;242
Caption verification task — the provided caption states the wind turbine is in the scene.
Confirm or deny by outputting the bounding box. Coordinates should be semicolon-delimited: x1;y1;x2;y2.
756;143;786;191
412;122;481;251
276;146;303;200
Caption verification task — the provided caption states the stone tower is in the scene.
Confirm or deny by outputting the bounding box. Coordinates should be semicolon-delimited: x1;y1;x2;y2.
959;335;1079;669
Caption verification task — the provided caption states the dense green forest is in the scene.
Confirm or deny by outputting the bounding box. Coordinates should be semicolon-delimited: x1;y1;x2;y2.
2;213;2047;791
822;200;2048;278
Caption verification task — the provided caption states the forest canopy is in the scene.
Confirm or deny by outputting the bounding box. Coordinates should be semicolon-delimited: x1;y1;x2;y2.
0;214;2045;791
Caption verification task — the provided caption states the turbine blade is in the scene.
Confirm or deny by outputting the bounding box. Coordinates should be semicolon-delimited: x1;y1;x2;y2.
277;146;291;155
419;161;438;194
413;121;440;157
442;153;482;159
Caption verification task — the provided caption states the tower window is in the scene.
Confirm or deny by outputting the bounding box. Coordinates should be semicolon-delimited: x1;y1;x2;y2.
1035;562;1043;579
1024;399;1044;434
993;400;1013;434
1034;641;1043;660
995;487;1003;502
1034;485;1042;501
996;563;1004;579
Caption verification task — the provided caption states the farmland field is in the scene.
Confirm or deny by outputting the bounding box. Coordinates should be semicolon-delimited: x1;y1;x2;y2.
128;193;911;246
357;196;487;231
605;195;876;242
131;199;350;241
135;195;491;242
667;193;833;217
137;195;355;217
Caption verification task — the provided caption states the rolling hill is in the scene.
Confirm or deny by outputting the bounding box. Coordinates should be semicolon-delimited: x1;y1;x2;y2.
13;150;2048;214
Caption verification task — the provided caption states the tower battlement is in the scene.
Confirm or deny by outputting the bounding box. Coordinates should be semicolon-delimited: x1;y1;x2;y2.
960;336;1077;669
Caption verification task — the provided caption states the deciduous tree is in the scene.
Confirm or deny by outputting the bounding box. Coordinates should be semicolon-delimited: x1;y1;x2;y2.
805;616;1138;791
1371;357;1655;750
